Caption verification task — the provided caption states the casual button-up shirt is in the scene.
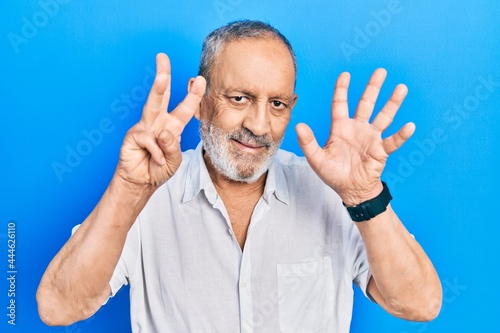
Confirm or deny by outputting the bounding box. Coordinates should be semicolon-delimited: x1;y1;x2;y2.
109;142;372;333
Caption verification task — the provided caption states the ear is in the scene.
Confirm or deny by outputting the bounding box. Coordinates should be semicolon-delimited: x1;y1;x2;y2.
188;78;203;120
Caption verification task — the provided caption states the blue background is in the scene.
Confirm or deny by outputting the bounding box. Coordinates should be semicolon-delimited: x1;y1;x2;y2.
1;1;499;332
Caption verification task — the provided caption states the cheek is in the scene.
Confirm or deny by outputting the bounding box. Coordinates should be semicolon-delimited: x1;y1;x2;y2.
270;113;290;140
210;104;247;130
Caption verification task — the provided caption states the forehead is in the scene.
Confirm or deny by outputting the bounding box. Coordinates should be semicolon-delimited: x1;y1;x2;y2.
211;38;296;95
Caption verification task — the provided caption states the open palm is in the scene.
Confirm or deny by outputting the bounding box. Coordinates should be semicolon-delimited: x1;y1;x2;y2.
297;69;415;206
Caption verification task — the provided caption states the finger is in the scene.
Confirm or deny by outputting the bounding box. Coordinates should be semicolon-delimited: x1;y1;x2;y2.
372;84;408;132
142;53;172;127
158;130;182;166
383;122;416;154
355;68;387;122
169;75;206;130
331;72;351;121
296;123;325;169
131;130;167;166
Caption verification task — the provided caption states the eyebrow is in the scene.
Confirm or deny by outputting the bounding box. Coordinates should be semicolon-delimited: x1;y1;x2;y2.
239;90;258;99
225;89;293;102
271;94;294;102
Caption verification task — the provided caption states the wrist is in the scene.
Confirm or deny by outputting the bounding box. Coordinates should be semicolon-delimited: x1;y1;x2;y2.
108;175;155;214
342;181;392;222
339;181;384;207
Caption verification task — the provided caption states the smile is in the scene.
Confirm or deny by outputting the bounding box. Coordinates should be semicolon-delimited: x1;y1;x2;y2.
231;139;266;152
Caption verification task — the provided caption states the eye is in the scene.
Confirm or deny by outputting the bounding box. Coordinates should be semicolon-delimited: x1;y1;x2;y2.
271;100;287;110
229;96;248;104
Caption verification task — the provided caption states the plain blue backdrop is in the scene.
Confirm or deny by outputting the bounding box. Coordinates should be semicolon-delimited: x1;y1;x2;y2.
1;1;499;332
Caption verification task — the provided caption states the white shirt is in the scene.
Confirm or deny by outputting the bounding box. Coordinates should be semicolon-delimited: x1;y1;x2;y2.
109;142;372;333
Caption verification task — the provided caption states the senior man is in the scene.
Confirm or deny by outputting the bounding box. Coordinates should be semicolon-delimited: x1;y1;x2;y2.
37;20;442;332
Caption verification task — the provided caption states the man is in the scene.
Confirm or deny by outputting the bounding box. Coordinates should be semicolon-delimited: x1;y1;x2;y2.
37;20;442;332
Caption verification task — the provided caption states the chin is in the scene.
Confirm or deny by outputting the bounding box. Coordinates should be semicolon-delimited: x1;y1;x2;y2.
222;160;271;184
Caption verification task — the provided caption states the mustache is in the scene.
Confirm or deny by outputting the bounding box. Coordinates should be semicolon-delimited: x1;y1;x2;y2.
227;128;273;148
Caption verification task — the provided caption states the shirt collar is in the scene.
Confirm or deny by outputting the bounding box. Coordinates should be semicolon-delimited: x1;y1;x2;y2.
182;142;290;205
182;142;217;204
263;151;290;205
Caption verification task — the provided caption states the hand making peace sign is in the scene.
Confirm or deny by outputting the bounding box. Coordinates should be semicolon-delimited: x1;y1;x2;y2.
116;53;206;189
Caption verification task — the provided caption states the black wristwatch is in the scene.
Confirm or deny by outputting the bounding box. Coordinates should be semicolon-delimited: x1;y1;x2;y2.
343;181;392;222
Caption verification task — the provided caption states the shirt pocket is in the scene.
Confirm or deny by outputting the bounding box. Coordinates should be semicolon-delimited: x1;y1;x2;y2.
276;256;334;333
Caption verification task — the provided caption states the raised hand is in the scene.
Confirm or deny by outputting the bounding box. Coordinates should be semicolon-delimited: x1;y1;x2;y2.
296;69;415;206
116;53;206;189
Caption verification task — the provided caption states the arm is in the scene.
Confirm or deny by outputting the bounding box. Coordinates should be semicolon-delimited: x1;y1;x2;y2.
36;176;150;326
360;205;441;321
296;69;442;321
36;53;206;326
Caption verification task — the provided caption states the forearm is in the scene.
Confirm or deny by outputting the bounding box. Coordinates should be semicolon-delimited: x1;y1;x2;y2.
355;205;442;321
37;175;152;326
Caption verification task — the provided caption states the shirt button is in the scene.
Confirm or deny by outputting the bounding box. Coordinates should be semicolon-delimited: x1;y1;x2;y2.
242;282;247;288
228;228;233;235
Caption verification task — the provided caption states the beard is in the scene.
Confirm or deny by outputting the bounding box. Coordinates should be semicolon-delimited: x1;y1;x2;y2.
199;119;282;183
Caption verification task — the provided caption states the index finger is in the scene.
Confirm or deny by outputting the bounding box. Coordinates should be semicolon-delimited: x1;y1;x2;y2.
141;53;172;127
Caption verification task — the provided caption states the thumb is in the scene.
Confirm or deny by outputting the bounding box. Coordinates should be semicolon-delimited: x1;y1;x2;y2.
296;123;324;166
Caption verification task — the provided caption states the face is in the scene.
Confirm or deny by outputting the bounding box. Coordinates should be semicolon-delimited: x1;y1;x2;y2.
196;37;297;183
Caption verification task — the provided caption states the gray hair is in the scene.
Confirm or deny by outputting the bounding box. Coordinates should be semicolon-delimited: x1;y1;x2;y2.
198;20;297;90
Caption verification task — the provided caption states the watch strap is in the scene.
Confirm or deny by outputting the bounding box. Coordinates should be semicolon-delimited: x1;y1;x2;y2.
343;181;392;222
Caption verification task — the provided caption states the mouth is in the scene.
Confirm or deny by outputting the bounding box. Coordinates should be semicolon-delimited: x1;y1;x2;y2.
232;139;266;152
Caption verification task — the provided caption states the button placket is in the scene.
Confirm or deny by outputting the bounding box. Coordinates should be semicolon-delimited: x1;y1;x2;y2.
239;242;254;333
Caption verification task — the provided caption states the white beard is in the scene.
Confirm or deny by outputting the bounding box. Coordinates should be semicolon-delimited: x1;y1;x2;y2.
199;120;282;183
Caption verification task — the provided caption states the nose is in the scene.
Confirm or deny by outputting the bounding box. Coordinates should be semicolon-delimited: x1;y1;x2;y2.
242;101;271;137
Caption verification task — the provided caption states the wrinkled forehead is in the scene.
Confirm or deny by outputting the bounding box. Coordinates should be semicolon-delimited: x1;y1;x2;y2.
214;34;296;71
210;37;297;94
